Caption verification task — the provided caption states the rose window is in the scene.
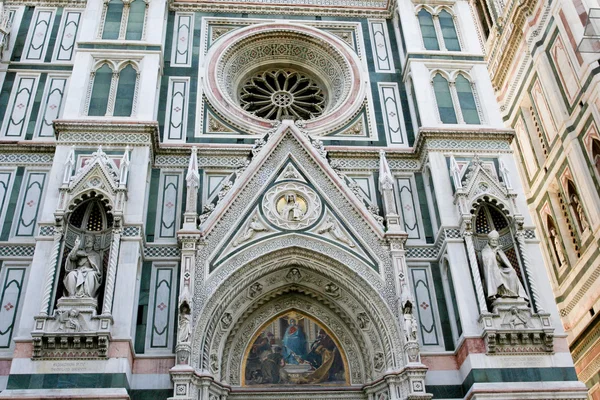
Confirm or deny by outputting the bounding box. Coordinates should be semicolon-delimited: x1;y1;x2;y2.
239;70;326;121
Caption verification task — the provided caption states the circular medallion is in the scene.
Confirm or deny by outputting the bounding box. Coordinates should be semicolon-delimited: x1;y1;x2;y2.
262;182;321;230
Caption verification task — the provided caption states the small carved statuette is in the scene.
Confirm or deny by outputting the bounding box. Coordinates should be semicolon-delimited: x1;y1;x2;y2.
63;235;102;300
248;282;263;298
286;268;302;283
357;312;370;330
210;353;219;373
325;282;340;298
571;194;589;232
481;230;528;300
279;193;305;221
233;216;268;247
177;302;191;344
373;352;384;371
549;228;567;267
318;217;354;247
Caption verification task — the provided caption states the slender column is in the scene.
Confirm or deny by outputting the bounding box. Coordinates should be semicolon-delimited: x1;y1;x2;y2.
38;226;63;315
515;229;545;313
102;227;122;315
463;230;488;314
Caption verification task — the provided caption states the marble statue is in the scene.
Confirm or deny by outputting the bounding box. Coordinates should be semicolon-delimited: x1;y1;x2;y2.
550;228;567;267
233;216;268;246
481;230;528;300
63;235;102;299
178;301;191;343
280;193;304;221
318;217;354;247
571;194;589;232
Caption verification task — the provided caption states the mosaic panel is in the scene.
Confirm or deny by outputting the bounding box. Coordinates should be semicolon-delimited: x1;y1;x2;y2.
164;78;189;142
0;267;25;348
23;9;54;61
378;83;407;146
171;13;193;67
368;20;394;73
54;11;81;61
2;75;38;138
14;172;46;237
147;265;176;350
410;267;439;346
36;77;67;138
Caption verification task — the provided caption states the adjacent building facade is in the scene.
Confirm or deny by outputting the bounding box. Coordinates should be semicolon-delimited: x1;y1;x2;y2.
481;0;600;397
0;0;591;398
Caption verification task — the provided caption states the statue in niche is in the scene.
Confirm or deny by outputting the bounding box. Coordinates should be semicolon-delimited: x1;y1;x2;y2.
280;193;304;221
570;194;589;232
178;301;191;344
549;228;567;267
318;217;355;248
63;235;102;299
233;216;268;247
481;230;528;300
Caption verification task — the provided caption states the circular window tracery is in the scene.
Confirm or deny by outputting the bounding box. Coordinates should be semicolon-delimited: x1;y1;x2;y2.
240;70;326;120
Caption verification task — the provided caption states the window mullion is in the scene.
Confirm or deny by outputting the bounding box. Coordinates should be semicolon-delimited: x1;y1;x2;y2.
85;71;96;115
433;15;446;51
106;71;119;116
449;82;464;124
119;2;131;40
97;0;110;39
131;71;140;116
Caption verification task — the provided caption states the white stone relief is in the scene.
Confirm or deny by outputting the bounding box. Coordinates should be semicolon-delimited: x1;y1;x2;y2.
262;182;322;230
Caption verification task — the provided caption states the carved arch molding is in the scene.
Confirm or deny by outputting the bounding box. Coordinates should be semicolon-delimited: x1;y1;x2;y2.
191;248;406;387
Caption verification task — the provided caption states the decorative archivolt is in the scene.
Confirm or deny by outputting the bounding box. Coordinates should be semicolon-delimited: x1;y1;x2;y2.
91;58;141;73
192;247;404;379
429;68;475;83
414;4;457;17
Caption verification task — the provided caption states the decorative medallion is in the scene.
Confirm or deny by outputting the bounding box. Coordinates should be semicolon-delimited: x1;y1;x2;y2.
262;182;322;230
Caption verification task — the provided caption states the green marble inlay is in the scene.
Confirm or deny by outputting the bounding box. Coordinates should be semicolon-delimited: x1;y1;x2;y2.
7;373;129;390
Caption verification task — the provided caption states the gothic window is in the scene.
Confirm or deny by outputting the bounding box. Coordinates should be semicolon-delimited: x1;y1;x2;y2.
433;74;457;123
418;9;439;50
88;64;112;116
87;61;139;117
433;72;483;125
455;74;480;124
472;0;493;40
592;139;600;177
100;0;147;41
239;69;326;121
114;64;137;117
126;0;146;40
417;7;461;51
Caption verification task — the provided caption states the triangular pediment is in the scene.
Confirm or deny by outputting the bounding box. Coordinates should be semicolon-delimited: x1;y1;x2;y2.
69;148;121;196
200;121;385;272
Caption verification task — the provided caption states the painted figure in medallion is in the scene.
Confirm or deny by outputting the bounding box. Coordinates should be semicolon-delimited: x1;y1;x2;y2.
63;235;102;299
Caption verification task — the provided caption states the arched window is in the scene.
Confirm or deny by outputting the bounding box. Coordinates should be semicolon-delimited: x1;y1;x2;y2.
126;0;145;40
439;10;460;51
418;9;439;50
88;64;113;116
455;75;480;124
418;8;461;51
592;139;600;177
87;62;138;117
100;0;146;40
114;64;137;116
473;0;493;40
433;74;457;124
102;0;123;40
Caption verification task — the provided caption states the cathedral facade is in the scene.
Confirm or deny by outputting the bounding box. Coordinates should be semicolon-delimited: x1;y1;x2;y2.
0;0;591;399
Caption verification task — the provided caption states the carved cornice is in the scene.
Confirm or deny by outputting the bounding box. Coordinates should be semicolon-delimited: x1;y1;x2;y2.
486;0;538;91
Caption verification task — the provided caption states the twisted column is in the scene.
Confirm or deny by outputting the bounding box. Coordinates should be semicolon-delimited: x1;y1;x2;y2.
463;230;488;314
39;227;63;315
102;228;121;315
515;230;545;313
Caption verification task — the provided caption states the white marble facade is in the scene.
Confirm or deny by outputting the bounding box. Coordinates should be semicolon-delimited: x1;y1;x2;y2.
0;0;591;399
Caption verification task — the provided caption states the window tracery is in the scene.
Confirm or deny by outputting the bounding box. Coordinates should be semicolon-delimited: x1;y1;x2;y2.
416;6;462;51
239;69;326;121
431;71;483;125
86;61;140;117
